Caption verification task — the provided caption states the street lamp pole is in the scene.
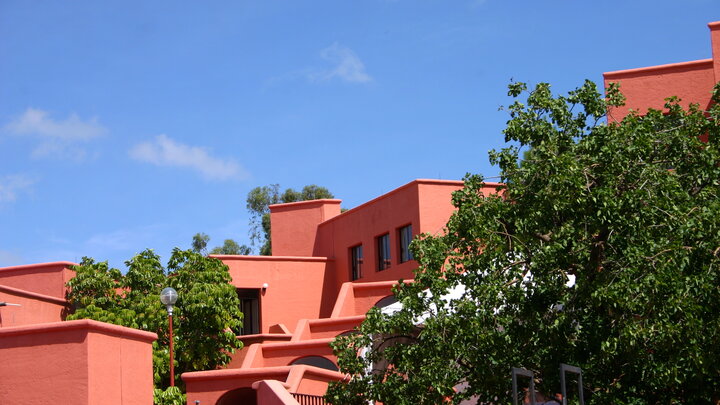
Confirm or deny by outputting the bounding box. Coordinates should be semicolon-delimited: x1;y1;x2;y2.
160;287;179;386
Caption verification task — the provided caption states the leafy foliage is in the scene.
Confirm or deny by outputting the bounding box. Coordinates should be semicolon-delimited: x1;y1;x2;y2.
247;184;334;255
328;81;720;404
210;239;252;255
66;248;244;394
191;232;210;254
192;233;251;256
153;386;186;405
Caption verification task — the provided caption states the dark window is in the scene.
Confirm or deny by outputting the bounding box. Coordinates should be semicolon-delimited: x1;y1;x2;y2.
398;224;414;263
350;245;363;280
377;233;391;271
236;288;260;335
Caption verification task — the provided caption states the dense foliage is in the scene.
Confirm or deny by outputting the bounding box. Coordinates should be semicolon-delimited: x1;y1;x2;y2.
66;248;243;398
191;233;251;255
247;184;334;254
328;81;720;404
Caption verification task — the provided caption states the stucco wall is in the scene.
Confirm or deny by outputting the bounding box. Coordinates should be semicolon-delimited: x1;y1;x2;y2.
270;199;342;257
0;261;75;300
218;256;334;333
0;319;156;405
0;284;68;327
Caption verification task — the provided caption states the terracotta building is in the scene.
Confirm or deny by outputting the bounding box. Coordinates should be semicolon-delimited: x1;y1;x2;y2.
2;19;719;405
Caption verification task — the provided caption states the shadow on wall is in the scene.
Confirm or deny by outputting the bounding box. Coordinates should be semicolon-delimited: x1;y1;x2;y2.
217;387;257;405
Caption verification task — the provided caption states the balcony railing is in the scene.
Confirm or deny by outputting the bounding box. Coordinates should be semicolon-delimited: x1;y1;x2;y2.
292;392;327;405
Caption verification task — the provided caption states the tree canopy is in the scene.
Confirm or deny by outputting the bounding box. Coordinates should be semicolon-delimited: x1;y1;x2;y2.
247;184;334;255
66;249;243;399
191;232;251;255
327;81;720;404
210;238;251;255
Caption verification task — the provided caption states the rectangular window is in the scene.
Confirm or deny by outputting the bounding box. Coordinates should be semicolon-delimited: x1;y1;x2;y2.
398;224;414;263
236;288;260;335
350;245;363;280
377;233;391;271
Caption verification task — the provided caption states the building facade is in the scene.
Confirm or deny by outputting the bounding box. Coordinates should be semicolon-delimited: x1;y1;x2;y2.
2;19;719;405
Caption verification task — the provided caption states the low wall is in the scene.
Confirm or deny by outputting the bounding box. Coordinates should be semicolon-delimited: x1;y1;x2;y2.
0;319;156;405
217;256;334;334
0;261;76;299
0;284;69;327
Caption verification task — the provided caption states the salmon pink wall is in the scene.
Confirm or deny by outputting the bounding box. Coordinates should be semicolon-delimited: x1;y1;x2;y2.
604;60;715;119
270;199;342;257
0;319;156;405
0;261;76;300
314;180;499;291
184;367;293;405
711;21;720;80
217;256;335;333
0;284;68;327
316;181;422;289
604;21;720;121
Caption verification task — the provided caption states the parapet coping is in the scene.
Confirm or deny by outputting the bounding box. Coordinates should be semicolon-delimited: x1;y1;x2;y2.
604;58;713;79
0;284;68;305
0;261;77;273
182;364;343;382
269;199;342;211
0;319;157;342
319;179;501;227
210;255;332;263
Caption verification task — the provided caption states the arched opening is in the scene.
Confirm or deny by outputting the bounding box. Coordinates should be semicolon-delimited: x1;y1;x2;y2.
374;294;400;315
337;330;358;337
216;387;256;405
290;355;339;371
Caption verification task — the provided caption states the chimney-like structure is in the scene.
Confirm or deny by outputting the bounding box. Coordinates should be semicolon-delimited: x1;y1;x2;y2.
269;199;342;257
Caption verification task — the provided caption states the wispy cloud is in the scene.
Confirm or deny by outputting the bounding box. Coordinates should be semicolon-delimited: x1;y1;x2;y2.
129;134;248;181
309;43;373;83
0;174;36;202
4;108;107;160
86;228;147;251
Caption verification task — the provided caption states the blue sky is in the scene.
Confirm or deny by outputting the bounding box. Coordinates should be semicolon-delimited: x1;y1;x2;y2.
0;1;717;269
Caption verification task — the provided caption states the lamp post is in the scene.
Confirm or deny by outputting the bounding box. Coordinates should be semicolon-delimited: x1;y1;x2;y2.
160;287;178;386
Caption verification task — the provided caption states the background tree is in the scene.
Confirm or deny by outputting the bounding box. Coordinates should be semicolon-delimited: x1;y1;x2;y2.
191;233;251;256
247;184;334;255
66;248;243;402
210;239;252;255
328;81;720;404
191;232;209;254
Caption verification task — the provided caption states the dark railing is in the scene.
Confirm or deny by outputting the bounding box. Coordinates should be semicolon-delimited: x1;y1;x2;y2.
292;392;327;405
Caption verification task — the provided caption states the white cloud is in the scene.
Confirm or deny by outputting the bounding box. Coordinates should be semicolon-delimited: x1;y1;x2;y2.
0;174;36;202
4;108;107;160
310;43;373;83
129;134;248;181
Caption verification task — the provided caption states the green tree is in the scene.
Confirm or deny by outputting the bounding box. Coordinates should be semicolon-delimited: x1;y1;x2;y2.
66;248;243;401
191;232;209;254
247;184;334;255
210;239;252;255
328;81;720;404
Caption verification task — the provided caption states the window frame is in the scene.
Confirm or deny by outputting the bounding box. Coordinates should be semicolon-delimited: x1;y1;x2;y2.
376;233;391;271
236;288;261;335
350;244;364;280
398;224;414;264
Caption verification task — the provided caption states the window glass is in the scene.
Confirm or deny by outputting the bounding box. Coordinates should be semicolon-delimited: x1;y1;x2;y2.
351;245;363;280
377;233;391;271
399;224;413;263
236;288;260;335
